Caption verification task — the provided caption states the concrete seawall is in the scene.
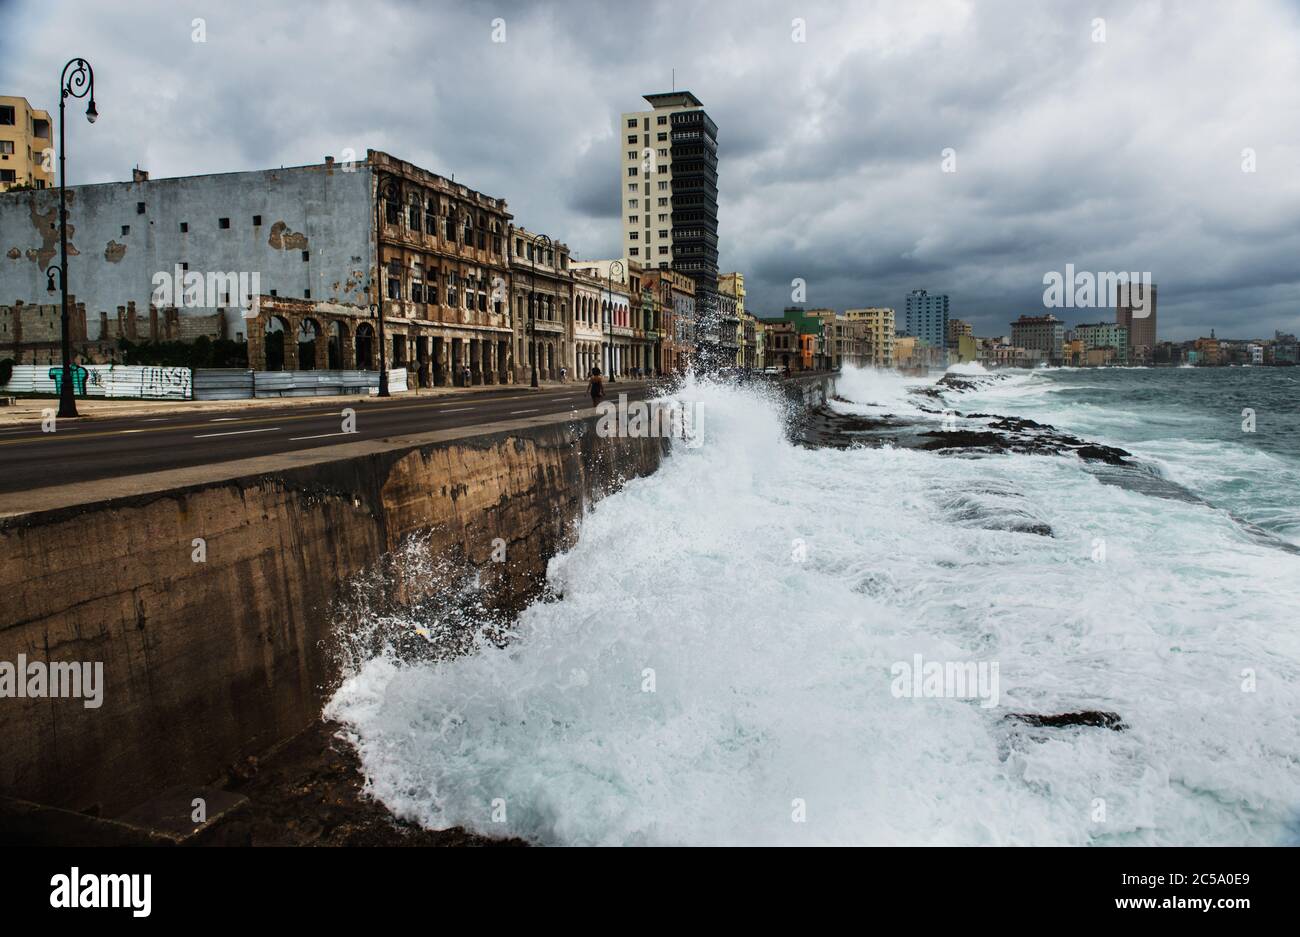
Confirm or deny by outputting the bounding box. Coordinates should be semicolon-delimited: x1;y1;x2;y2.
0;372;835;824
0;410;667;817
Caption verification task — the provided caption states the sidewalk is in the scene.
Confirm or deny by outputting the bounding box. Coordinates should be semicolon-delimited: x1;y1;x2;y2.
0;379;581;425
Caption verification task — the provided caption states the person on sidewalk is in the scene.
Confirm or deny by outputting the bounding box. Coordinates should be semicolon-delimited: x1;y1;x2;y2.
588;367;604;408
560;366;567;382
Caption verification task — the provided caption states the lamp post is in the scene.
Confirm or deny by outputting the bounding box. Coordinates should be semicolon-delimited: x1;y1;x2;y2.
54;57;97;418
527;233;551;388
372;172;401;396
604;259;623;382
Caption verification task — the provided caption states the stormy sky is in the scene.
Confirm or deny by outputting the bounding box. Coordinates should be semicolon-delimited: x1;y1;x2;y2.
3;0;1297;340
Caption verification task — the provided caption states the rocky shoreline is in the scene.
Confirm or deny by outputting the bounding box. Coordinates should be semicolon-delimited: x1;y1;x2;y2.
798;371;1135;466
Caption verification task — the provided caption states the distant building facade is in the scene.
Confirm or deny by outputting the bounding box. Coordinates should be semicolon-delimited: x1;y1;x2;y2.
1116;281;1157;363
0;95;53;191
1010;314;1064;364
1074;320;1129;365
904;290;949;362
844;307;895;367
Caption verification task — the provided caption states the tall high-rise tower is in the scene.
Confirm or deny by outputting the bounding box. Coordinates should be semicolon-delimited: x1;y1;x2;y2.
904;289;949;362
619;91;721;363
1116;281;1157;363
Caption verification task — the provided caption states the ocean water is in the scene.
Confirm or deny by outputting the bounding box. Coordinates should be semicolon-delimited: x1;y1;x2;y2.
326;365;1300;845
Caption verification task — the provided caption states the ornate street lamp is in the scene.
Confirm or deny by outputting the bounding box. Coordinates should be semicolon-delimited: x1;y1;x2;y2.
371;172;401;396
53;57;97;418
528;233;551;388
603;259;623;382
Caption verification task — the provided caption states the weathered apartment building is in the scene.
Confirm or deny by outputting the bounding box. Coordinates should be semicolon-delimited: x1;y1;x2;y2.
1;95;54;192
0;149;654;385
1010;313;1065;365
507;226;571;382
844;308;895;368
641;267;696;374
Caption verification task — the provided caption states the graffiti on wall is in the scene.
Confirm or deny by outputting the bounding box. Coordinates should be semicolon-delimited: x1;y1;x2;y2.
47;365;90;396
140;367;192;399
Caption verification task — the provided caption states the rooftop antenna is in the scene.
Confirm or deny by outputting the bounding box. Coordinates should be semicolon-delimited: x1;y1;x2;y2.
672;68;675;91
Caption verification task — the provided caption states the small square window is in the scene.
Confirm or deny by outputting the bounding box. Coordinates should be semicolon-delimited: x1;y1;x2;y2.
304;289;311;299
219;217;230;229
120;225;129;235
181;262;189;271
253;214;262;226
270;289;278;297
180;222;189;232
301;250;310;262
136;202;145;214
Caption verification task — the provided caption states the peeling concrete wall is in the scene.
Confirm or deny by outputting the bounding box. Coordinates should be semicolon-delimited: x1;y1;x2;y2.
0;417;666;816
0;163;372;340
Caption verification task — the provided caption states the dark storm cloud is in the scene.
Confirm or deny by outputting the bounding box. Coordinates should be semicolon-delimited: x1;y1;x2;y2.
4;0;1297;339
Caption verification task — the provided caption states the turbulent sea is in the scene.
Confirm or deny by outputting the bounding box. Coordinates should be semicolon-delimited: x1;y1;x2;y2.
326;365;1300;845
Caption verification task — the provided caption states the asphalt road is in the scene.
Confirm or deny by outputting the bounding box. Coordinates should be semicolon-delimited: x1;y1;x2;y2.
0;382;651;495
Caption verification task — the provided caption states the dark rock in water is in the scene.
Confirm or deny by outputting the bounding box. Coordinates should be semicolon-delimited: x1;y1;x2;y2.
794;405;915;448
1073;444;1131;465
918;430;1027;453
936;374;981;393
988;416;1049;432
1010;522;1054;537
1006;711;1126;731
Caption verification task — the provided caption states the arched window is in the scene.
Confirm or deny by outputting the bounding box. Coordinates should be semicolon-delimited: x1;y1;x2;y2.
264;316;290;371
355;322;375;370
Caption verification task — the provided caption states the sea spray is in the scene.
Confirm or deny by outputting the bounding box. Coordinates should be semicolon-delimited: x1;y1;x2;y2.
327;369;1300;845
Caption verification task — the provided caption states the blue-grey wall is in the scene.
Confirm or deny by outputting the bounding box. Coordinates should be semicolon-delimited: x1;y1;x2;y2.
0;162;373;339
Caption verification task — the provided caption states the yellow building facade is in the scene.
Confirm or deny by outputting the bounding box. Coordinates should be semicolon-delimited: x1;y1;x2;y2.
0;96;55;191
845;307;895;368
719;271;746;366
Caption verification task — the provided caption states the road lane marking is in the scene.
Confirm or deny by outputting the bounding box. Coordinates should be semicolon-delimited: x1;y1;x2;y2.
439;407;471;412
193;427;281;438
0;388;645;447
510;409;539;414
209;417;240;422
289;432;353;441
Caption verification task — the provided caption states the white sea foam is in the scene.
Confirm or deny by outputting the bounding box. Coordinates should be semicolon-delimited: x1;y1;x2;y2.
327;368;1300;845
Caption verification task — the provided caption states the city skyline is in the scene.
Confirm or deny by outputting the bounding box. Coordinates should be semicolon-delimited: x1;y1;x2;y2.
1;0;1297;341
